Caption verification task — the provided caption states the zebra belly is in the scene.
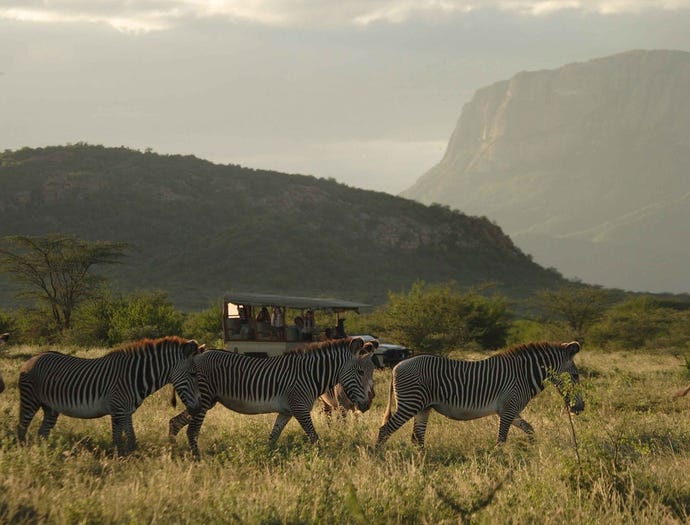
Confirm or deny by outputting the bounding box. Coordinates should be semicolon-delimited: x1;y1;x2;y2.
51;399;111;419
433;403;497;421
218;395;289;415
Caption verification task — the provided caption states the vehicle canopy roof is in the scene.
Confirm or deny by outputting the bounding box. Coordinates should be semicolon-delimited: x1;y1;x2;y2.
224;292;367;313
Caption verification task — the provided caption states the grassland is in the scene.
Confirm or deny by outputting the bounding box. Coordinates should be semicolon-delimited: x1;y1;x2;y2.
2;345;690;524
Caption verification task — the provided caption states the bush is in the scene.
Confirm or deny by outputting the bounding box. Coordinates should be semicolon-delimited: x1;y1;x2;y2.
589;296;676;350
182;303;223;347
11;307;58;345
0;309;16;336
506;319;573;346
375;281;510;354
68;289;117;347
107;290;183;344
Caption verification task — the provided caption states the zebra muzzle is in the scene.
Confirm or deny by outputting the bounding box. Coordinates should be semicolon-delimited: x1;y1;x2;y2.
356;399;372;413
569;398;585;415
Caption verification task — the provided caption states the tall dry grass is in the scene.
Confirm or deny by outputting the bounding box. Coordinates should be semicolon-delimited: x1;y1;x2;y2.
1;344;690;523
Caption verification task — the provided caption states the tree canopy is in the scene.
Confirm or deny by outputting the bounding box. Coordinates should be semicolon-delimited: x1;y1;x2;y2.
0;234;127;333
535;284;613;340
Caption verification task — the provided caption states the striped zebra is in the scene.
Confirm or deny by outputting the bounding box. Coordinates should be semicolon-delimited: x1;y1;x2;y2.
169;337;376;458
0;332;9;394
18;336;203;456
377;341;584;447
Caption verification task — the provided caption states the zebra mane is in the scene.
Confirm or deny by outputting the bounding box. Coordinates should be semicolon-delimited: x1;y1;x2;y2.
498;341;565;358
110;335;189;355
284;337;353;356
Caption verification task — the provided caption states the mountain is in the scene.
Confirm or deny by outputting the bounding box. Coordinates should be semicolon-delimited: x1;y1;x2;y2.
402;50;690;294
0;144;566;310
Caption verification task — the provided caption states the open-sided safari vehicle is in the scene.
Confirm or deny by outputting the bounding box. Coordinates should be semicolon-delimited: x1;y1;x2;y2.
222;292;367;358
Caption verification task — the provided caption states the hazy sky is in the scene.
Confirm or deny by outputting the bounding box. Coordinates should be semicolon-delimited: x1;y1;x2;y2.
2;1;690;193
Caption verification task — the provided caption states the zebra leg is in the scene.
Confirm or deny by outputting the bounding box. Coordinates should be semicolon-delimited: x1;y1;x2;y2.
512;416;535;441
17;397;41;442
292;407;319;444
377;391;430;447
111;414;135;456
411;409;431;447
186;409;208;460
169;409;192;442
123;415;137;454
497;404;522;443
268;413;293;444
37;407;59;438
377;409;416;446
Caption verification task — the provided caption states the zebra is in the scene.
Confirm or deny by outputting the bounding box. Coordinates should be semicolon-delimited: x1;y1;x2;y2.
0;332;9;394
168;337;376;458
377;341;584;448
320;348;380;420
17;335;204;456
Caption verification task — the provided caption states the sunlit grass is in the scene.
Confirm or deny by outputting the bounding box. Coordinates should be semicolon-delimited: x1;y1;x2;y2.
1;345;690;522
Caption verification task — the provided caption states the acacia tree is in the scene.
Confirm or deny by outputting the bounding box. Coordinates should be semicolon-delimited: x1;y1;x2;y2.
0;235;127;332
535;284;613;339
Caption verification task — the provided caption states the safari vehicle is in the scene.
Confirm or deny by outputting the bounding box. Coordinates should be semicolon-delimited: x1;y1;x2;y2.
223;292;368;358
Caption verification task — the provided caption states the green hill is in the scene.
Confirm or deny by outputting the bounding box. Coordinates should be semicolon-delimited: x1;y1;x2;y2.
0;144;565;310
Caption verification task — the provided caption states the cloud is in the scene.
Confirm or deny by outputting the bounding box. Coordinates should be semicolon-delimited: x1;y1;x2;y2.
1;0;689;32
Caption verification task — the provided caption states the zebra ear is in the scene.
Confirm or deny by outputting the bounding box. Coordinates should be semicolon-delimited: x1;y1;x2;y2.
182;340;201;357
349;337;365;355
563;341;581;355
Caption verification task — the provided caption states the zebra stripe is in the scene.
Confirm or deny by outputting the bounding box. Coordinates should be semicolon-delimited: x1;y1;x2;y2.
18;336;203;456
169;337;376;458
377;341;584;447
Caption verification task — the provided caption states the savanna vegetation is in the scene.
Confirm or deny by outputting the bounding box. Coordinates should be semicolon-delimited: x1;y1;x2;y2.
2;343;690;523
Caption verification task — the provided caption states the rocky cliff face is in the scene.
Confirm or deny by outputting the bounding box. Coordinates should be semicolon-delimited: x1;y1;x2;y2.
402;50;690;294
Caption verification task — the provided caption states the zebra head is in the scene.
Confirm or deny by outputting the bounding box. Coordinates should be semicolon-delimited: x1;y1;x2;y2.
168;339;205;416
553;341;585;415
337;337;377;413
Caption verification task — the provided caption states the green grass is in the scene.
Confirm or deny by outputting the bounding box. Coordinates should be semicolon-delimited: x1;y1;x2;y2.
2;345;690;523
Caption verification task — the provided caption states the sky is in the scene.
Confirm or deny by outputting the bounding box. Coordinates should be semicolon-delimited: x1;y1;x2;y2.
2;1;690;194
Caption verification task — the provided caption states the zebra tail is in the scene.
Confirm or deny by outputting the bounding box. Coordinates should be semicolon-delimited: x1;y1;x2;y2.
170;386;178;408
674;385;690;398
381;371;395;426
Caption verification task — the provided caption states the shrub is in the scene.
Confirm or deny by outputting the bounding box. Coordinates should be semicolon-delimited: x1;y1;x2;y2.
589;296;674;350
376;281;510;354
107;290;183;344
10;307;58;344
0;309;16;336
182;303;223;347
506;319;572;346
68;289;117;347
